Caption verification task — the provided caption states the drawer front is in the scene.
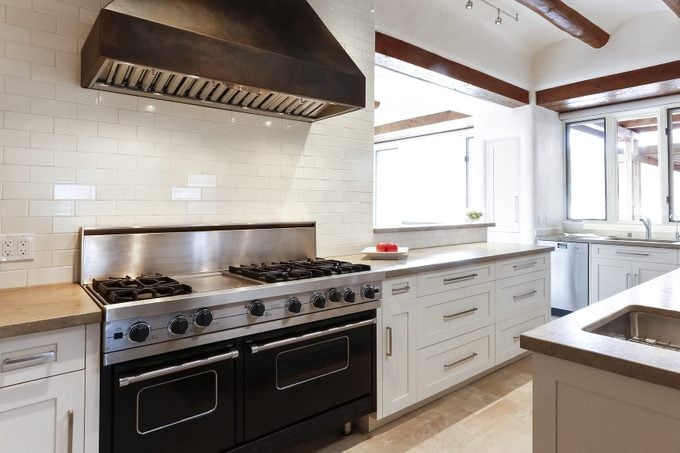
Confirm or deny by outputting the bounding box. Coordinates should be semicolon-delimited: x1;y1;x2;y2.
418;264;493;297
418;282;494;349
382;275;418;304
495;307;548;365
495;254;549;280
590;244;677;264
417;326;494;401
0;326;85;388
495;270;548;322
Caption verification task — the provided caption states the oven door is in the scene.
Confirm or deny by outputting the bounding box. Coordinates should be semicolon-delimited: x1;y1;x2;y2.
109;342;239;453
243;311;376;441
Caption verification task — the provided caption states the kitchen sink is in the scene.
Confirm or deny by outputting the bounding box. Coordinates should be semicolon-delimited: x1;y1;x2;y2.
586;307;680;352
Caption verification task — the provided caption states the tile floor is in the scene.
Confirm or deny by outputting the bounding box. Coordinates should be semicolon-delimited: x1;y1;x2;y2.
321;355;534;453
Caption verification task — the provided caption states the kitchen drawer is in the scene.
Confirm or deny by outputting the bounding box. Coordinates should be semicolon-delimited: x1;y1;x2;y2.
495;270;548;322
418;264;493;297
0;325;85;388
495;254;549;280
590;244;677;264
382;275;418;304
417;325;494;401
417;282;494;349
495;307;548;365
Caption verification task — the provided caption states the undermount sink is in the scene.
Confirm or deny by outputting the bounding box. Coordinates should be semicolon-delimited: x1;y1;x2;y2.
585;307;680;352
602;236;680;245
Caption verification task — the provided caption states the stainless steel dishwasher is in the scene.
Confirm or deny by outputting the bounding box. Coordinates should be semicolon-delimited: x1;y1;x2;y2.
537;240;589;316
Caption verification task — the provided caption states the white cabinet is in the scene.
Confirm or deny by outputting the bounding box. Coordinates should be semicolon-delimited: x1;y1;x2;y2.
0;371;84;453
380;280;418;419
590;245;680;303
487;137;520;235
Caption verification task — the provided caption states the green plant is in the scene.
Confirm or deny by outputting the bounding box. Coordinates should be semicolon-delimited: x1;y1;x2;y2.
466;209;483;221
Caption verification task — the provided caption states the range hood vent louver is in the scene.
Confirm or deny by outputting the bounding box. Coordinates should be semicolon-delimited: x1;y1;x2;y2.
81;0;366;122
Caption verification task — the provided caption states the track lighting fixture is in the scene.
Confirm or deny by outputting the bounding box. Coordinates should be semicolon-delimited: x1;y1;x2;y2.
465;0;518;25
465;0;473;9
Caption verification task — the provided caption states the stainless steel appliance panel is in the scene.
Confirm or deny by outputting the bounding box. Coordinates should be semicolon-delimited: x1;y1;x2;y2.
537;240;589;314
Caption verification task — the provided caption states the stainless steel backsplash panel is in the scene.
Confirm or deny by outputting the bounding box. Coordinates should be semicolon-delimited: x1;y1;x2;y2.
80;223;316;284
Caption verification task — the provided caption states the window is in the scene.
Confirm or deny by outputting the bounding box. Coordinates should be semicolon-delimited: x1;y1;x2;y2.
374;130;474;227
669;108;680;219
616;115;661;222
566;119;606;220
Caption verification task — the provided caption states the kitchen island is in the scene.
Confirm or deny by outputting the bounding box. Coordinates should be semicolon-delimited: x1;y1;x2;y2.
521;267;680;452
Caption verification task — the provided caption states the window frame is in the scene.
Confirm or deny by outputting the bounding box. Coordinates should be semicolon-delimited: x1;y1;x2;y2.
668;107;680;221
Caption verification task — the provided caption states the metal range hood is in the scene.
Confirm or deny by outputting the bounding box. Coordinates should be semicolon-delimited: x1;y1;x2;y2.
81;0;366;122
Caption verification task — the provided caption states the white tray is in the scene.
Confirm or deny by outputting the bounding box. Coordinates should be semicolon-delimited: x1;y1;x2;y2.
360;246;409;260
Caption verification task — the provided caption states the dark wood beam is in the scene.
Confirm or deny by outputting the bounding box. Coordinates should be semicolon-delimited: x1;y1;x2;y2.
375;110;471;135
514;0;609;48
375;32;529;108
537;61;680;112
663;0;680;18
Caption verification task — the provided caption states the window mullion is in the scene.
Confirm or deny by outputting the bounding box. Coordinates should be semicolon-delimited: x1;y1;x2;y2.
605;116;618;222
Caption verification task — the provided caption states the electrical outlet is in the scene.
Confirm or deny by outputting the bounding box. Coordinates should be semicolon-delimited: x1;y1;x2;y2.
0;234;35;262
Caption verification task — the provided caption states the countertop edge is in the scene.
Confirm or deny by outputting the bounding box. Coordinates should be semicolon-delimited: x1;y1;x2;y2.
0;311;102;339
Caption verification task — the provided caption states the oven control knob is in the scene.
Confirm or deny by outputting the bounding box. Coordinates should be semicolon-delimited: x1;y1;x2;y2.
343;288;356;303
362;284;380;300
286;297;302;314
327;288;341;303
168;315;189;335
128;322;151;343
194;308;213;328
249;300;266;317
311;292;327;309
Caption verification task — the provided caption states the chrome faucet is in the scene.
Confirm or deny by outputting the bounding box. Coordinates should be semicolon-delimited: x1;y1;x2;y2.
639;217;652;240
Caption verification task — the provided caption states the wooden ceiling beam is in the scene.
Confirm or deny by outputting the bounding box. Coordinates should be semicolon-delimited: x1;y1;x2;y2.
663;0;680;18
514;0;609;48
375;110;470;135
537;61;680;113
375;32;529;108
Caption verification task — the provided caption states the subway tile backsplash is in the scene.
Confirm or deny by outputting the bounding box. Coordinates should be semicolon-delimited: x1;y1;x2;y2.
0;0;486;289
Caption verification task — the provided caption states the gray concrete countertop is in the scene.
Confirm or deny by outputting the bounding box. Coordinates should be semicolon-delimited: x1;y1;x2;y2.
521;268;680;390
537;234;680;249
333;242;553;278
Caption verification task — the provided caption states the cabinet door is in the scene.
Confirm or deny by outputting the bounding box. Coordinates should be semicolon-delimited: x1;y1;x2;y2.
380;299;418;418
0;371;84;453
634;262;678;286
590;258;632;303
487;137;519;234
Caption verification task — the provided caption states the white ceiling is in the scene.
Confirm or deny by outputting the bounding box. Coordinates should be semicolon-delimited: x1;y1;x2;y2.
374;0;671;88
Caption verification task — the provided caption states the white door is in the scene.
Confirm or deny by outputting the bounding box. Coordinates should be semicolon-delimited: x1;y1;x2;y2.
381;299;418;418
590;258;631;303
0;371;84;453
487;138;519;235
634;262;678;286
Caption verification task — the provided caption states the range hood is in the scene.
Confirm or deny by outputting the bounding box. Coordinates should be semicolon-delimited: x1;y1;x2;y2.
81;0;366;122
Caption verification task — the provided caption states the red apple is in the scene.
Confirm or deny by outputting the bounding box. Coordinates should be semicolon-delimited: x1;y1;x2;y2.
385;242;398;252
376;242;388;252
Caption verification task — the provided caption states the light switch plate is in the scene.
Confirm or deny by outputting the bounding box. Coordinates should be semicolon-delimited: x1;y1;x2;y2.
0;234;35;262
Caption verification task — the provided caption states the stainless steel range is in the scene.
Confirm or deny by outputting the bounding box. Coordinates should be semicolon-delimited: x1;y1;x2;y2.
81;222;382;453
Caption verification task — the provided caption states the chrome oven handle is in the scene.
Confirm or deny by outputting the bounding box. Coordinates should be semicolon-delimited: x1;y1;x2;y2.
250;318;377;354
118;350;239;387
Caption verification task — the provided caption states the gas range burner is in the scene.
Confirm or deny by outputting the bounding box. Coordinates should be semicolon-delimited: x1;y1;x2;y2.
227;259;371;283
93;274;192;304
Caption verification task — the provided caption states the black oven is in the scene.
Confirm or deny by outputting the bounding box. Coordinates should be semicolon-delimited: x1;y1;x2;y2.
100;341;240;453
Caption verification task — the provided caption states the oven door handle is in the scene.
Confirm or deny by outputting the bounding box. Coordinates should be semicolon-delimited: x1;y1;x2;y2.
249;318;377;354
118;350;239;387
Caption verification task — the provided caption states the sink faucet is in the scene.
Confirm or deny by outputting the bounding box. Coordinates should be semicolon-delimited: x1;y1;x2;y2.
639;217;652;240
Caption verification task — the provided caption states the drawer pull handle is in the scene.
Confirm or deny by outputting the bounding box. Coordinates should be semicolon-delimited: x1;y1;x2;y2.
391;284;411;295
512;335;521;341
386;327;393;357
615;251;650;257
443;307;478;321
443;273;478;285
67;409;74;453
513;262;537;270
444;352;478;370
1;350;56;372
513;290;538;301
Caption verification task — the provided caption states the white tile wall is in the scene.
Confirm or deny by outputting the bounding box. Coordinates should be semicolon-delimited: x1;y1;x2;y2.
0;0;487;289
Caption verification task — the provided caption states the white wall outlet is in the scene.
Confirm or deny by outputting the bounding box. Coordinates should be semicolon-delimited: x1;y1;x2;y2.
0;234;35;262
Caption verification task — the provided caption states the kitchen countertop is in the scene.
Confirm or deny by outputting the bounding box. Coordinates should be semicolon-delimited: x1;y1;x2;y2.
334;242;553;278
521;267;680;391
0;284;101;339
537;234;680;249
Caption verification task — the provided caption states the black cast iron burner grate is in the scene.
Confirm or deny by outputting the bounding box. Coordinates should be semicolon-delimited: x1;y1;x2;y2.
92;274;192;304
227;259;371;283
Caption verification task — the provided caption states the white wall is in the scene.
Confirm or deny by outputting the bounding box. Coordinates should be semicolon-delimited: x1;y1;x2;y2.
0;0;488;289
534;106;563;233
